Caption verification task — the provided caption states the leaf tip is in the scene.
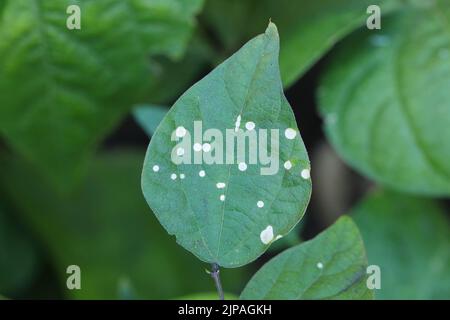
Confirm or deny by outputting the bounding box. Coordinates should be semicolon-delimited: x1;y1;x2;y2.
265;20;278;37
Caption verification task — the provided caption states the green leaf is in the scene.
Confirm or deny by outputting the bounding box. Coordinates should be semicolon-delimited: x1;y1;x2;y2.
318;3;450;196
0;0;203;189
133;105;169;137
142;23;311;268
0;205;40;297
201;0;404;87
353;190;450;299
0;150;250;299
240;216;372;300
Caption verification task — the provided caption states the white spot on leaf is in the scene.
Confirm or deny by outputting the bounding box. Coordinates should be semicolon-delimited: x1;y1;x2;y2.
285;128;296;140
199;170;205;177
176;147;185;156
220;194;225;201
193;143;202;152
257;200;264;208
260;225;274;244
284;160;292;170
301;168;310;179
180;173;185;179
152;165;159;172
175;126;187;138
216;182;226;189
202;143;211;152
317;262;324;269
245;121;255;131
171;173;177;180
238;162;247;171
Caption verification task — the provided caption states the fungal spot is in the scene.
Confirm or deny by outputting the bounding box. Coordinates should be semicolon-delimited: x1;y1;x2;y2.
245;121;255;131
220;194;225;201
202;143;211;152
175;126;187;138
193;143;202;152
301;168;311;180
260;225;274;244
285;128;297;140
317;262;324;269
257;200;264;208
152;165;159;172
199;170;206;177
216;182;226;189
180;173;185;179
176;147;185;156
238;162;247;171
171;173;177;180
284;160;292;170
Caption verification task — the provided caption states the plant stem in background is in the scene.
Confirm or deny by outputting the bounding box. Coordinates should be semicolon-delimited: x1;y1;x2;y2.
210;263;224;300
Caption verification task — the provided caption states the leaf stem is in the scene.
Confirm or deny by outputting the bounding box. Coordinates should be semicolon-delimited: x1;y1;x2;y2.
210;263;224;300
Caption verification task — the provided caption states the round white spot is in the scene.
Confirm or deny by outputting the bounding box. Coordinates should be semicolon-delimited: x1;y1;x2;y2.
180;173;185;179
317;262;324;269
199;170;206;177
245;121;255;131
301;168;311;179
175;126;187;138
171;173;177;180
284;161;292;170
238;162;247;171
176;147;185;156
220;194;225;201
202;143;211;152
285;128;297;140
216;182;226;189
257;201;264;208
260;225;274;244
193;143;202;152
152;165;159;172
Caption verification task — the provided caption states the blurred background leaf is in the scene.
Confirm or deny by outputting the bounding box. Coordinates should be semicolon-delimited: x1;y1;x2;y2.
318;2;450;196
353;190;450;299
133;105;169;137
0;0;203;190
0;150;250;299
200;0;404;87
0;205;40;297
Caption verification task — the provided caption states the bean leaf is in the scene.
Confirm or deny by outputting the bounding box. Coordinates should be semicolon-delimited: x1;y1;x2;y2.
240;216;372;300
142;23;311;268
318;4;450;196
353;190;450;299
